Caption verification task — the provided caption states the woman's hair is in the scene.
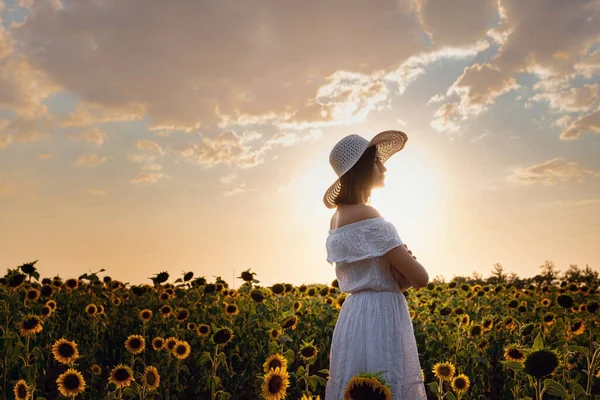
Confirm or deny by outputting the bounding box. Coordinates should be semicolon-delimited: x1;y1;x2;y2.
333;145;377;206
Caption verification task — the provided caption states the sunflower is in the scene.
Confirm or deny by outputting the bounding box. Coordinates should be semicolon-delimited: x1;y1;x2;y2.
112;297;121;306
543;312;556;326
56;368;86;397
281;316;298;330
343;374;392;400
172;340;191;360
25;288;41;302
524;349;560;378
263;353;288;373
165;337;179;353
90;364;102;375
141;365;160;391
336;295;347;310
212;327;234;346
469;324;483;339
299;340;318;362
175;308;189;322
8;274;26;291
139;309;152;322
477;338;489;351
151;337;165;351
300;395;321;400
421;369;424;381
567;320;586;338
293;301;302;312
85;304;97;317
224;303;239;316
460;314;470;326
197;324;211;338
432;361;456;381
108;364;135;388
325;297;334;306
482;318;493;331
18;314;43;336
46;299;57;311
269;329;281;341
160;305;172;318
124;334;146;354
262;366;290;400
451;374;470;394
40;305;52;318
13;379;30;400
504;345;526;363
65;278;79;291
52;338;80;365
187;322;197;331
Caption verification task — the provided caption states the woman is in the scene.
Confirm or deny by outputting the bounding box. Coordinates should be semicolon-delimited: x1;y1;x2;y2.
323;130;429;399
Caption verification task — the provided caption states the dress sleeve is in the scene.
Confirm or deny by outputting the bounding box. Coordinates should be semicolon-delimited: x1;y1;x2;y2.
326;220;404;264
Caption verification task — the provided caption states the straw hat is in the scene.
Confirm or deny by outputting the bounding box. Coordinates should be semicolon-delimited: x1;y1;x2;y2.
323;130;408;209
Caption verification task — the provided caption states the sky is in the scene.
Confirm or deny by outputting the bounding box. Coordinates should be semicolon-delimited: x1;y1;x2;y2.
1;0;599;289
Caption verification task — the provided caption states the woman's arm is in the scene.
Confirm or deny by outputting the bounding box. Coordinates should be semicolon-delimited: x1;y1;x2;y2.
390;244;417;291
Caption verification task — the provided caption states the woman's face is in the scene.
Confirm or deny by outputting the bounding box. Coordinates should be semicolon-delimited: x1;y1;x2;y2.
372;151;386;188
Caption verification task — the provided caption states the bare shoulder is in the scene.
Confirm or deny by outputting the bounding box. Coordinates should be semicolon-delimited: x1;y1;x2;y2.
330;205;382;230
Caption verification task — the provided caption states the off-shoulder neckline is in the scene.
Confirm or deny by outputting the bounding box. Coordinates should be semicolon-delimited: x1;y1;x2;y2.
328;216;384;234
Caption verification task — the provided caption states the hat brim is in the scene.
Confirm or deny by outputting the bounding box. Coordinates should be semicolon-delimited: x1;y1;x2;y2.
323;130;408;209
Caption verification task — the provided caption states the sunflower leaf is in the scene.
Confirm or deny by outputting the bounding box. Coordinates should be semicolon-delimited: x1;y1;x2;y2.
427;382;440;396
533;332;544;351
296;366;306;376
543;379;568;399
444;392;457;400
499;360;524;373
566;345;589;357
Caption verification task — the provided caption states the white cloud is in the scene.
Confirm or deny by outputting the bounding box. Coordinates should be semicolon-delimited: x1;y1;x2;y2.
220;173;237;184
507;157;600;186
68;128;108;145
134;140;165;154
560;106;600;140
75;154;109;167
130;172;165;185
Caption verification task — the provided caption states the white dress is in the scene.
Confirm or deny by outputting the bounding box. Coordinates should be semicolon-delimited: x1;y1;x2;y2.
324;217;427;400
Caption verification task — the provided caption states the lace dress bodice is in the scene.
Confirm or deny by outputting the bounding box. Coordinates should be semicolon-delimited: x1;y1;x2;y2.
326;216;404;293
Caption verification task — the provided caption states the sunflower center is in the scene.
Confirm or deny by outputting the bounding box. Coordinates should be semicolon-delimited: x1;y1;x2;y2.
301;347;315;358
115;368;131;381
268;375;282;393
59;343;75;357
439;366;451;376
146;372;157;385
200;326;208;334
64;374;81;390
349;382;387;400
269;360;282;369
23;318;39;329
130;338;142;349
17;384;27;397
176;345;186;354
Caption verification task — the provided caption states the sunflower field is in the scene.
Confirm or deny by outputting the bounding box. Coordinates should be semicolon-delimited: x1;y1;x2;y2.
1;260;599;400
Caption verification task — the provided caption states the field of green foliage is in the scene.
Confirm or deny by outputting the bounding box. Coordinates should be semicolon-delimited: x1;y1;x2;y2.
1;260;599;400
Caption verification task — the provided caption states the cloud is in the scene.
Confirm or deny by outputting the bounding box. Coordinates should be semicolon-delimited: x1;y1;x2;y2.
142;164;162;171
559;106;600;140
220;173;237;184
126;153;159;164
134;140;164;154
75;154;109;167
37;153;54;159
0;133;12;149
223;183;255;197
60;102;145;127
68;128;108;145
175;130;266;169
85;189;107;196
507;157;600;186
417;0;498;47
130;172;165;185
433;0;600;131
12;0;424;130
531;83;598;112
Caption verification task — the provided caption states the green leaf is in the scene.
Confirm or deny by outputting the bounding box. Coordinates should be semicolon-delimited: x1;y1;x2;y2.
566;345;589;357
308;375;318;392
444;392;457;400
199;351;212;365
543;379;568;399
427;382;440;396
500;360;524;373
284;349;295;365
533;332;544;351
296;366;306;376
268;341;278;354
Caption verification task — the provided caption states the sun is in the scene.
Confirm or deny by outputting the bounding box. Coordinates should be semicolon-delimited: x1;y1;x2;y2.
371;145;446;239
